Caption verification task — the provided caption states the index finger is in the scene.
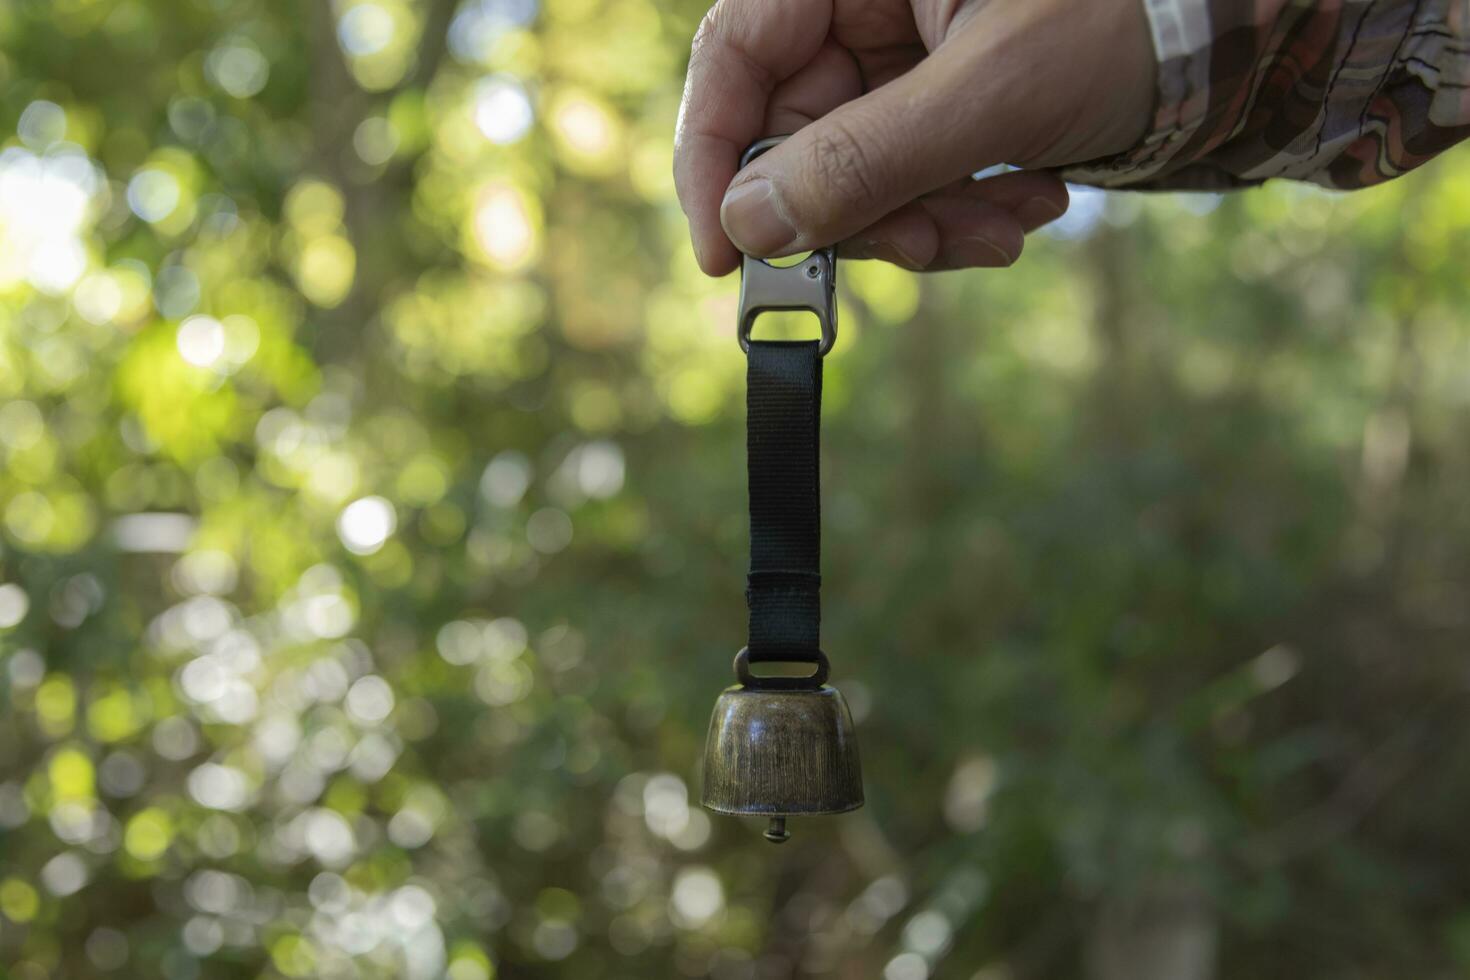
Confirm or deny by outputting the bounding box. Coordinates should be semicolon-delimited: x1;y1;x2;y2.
674;0;833;275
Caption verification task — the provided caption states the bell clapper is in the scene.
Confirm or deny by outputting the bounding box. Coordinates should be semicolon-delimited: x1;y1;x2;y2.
764;817;789;844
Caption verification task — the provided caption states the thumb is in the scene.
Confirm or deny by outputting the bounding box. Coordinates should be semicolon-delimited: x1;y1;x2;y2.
719;46;1014;257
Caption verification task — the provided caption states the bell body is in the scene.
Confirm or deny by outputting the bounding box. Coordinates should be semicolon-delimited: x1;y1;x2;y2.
701;683;864;820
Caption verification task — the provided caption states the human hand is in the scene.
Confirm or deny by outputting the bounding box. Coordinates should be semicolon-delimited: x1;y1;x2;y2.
674;0;1157;274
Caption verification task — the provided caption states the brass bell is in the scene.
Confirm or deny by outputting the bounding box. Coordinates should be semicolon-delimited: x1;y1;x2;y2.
701;649;863;843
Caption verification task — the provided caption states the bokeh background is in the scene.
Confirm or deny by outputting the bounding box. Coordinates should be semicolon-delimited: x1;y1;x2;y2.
4;1;1470;979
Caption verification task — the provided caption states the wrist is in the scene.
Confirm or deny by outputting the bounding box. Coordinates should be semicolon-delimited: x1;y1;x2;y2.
947;0;1157;168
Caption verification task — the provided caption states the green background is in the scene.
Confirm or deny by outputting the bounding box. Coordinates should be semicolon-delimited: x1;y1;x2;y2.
3;1;1470;978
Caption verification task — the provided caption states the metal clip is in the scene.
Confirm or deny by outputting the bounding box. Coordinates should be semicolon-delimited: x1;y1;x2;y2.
735;136;838;357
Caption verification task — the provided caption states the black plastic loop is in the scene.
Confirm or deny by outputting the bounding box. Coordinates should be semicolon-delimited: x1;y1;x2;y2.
735;647;829;690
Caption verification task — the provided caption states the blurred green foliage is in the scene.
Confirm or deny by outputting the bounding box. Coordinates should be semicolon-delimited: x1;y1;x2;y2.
4;1;1470;979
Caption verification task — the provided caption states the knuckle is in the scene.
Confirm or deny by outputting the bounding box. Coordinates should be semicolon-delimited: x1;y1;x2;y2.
690;2;730;63
690;8;716;58
806;122;884;218
689;2;773;90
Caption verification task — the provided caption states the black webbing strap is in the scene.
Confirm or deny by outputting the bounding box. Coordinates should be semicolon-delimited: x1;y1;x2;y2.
745;340;822;663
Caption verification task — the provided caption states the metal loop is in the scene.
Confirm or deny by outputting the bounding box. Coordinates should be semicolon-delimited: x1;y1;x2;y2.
734;647;829;690
735;136;838;357
740;135;789;170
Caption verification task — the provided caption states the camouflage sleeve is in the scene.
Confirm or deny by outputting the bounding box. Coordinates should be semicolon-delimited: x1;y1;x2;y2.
1062;0;1470;190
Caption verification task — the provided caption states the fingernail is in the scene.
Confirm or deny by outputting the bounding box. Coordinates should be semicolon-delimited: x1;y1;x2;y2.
1015;196;1065;230
861;241;923;269
721;178;798;256
949;237;1016;268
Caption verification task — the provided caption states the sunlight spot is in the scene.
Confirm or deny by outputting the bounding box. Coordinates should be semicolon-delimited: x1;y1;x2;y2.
338;3;396;56
302;808;356;866
470;182;538;270
448;0;538;63
549;91;620;174
183;916;224;956
337;496;395;555
72;271;123;324
296;234;356;308
670;867;723;929
188;763;252;811
353;116;399;165
41;852;88;896
643;773;689;839
532;919;578;960
205;39;270;98
0;147;99;293
903;910;953;958
553;96;613;155
0;401;43;450
944;755;997;833
0;584;29;629
18;101;66;148
884;952;929;980
176;315;226;368
473;76;533;144
127;168;180;223
345;675;394;725
390;884;435;929
481;451;531;507
29;238;87;294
